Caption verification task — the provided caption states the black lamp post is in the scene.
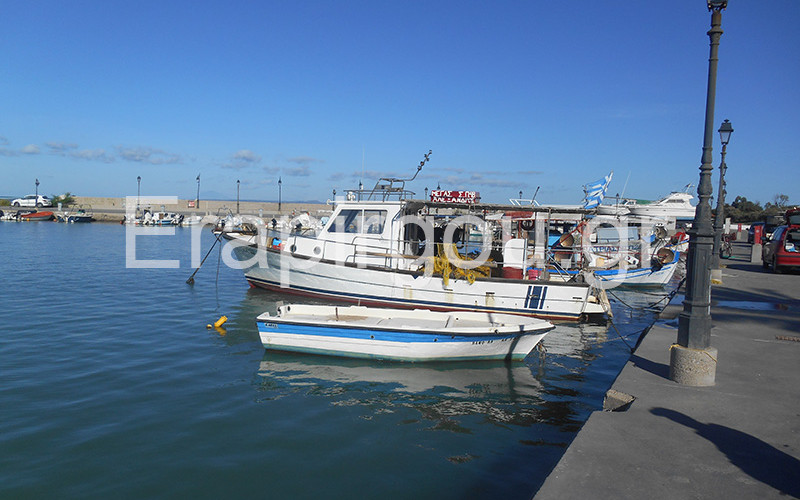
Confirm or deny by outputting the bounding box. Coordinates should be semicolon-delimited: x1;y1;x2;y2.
424;187;428;199
278;177;282;212
672;0;728;386
332;188;336;199
35;178;40;208
196;174;200;210
236;179;240;214
711;119;733;270
519;190;523;200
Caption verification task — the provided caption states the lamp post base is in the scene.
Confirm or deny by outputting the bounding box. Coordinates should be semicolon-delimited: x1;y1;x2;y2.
711;268;723;284
669;344;718;386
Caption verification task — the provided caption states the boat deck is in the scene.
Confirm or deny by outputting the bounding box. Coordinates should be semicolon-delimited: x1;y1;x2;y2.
281;313;498;331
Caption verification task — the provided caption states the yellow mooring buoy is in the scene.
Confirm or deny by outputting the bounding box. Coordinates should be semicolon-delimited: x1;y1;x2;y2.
214;315;228;328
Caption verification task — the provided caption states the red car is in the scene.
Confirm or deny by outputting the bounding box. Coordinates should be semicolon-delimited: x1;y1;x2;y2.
762;208;800;273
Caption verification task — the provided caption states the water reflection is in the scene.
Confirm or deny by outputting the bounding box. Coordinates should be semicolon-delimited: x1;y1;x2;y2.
257;352;543;396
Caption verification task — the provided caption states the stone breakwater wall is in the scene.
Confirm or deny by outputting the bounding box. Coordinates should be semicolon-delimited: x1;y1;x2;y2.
70;196;331;222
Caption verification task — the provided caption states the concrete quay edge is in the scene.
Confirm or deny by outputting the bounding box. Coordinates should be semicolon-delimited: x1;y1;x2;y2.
535;242;800;499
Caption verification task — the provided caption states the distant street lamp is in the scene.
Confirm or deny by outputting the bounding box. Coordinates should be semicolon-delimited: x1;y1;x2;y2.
424;187;428;199
672;0;728;387
519;190;523;200
332;188;336;199
137;175;141;214
196;174;200;210
278;177;282;212
711;119;734;271
35;178;40;208
237;179;240;214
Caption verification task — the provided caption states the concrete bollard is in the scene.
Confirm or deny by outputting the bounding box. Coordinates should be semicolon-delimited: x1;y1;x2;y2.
750;243;762;264
669;344;717;386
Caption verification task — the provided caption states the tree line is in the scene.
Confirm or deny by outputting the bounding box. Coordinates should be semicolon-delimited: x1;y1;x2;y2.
719;194;792;223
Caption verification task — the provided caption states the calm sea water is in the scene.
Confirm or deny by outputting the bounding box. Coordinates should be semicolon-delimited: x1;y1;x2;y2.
0;222;675;499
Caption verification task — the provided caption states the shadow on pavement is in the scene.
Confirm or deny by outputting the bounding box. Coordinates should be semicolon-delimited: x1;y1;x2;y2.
629;354;669;379
651;407;800;498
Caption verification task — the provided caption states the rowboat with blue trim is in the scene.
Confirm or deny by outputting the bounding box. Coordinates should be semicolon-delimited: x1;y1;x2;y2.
256;304;555;361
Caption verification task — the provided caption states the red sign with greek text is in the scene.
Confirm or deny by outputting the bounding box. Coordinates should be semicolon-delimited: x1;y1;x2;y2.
430;190;480;203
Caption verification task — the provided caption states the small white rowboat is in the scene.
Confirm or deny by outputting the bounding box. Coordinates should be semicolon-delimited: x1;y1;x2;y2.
256;304;555;362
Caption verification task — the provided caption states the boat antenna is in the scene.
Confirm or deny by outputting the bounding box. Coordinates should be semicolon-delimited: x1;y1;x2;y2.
531;186;540;204
619;171;631;200
364;149;432;200
408;149;432;182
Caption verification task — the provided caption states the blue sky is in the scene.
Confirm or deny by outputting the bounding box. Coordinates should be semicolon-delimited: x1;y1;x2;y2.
1;1;798;205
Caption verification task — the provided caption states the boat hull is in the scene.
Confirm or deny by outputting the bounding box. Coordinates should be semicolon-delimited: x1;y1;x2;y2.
256;307;553;361
232;241;606;322
20;211;54;221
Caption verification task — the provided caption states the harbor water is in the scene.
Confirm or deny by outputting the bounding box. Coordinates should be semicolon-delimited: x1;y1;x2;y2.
0;222;678;499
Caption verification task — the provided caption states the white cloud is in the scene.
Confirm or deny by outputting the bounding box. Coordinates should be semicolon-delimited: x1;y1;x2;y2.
46;142;79;154
222;149;262;169
286;165;311;176
70;149;114;163
288;156;322;166
233;149;261;163
117;146;182;165
22;144;40;154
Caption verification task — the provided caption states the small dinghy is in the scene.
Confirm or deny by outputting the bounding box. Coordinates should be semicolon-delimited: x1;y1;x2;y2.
256;304;555;362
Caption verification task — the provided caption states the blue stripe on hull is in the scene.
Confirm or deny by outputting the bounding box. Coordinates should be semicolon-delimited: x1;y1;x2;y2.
258;321;523;344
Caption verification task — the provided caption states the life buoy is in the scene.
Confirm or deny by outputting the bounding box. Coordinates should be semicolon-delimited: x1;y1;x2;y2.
520;219;534;231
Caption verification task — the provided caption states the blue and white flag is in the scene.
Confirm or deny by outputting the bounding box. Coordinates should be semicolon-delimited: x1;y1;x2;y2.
582;171;613;209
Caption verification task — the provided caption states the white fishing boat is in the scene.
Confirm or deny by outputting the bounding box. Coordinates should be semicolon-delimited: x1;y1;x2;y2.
223;154;609;322
628;191;696;220
256;304;554;361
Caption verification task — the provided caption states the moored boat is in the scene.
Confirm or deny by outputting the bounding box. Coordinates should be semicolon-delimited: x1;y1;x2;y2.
20;210;54;221
627;191;696;220
56;205;94;223
256;304;554;361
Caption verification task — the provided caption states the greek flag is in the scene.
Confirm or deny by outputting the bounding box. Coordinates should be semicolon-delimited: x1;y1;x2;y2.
582;171;613;209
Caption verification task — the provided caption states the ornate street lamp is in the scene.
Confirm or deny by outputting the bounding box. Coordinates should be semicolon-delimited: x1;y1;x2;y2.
236;179;240;214
672;0;728;386
278;177;282;212
424;187;428;199
196;174;200;210
137;176;141;214
35;178;40;208
711;119;733;271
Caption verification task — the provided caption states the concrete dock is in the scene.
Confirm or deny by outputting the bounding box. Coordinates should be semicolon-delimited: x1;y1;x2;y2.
536;241;800;499
15;196;331;222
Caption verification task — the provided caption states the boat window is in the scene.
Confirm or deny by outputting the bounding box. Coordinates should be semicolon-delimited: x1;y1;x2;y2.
363;210;387;234
328;209;361;233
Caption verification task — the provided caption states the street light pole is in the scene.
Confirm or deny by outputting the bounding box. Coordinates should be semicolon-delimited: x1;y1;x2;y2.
237;179;240;214
671;0;728;387
196;174;200;210
278;177;282;212
137;176;141;215
35;178;40;208
711;119;733;273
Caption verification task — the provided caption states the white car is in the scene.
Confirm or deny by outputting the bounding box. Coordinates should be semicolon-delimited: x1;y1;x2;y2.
11;194;52;207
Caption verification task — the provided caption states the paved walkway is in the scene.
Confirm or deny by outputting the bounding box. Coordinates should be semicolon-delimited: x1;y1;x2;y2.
536;242;800;499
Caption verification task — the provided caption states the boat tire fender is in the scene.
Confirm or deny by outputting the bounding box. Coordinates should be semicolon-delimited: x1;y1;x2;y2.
520;220;534;231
